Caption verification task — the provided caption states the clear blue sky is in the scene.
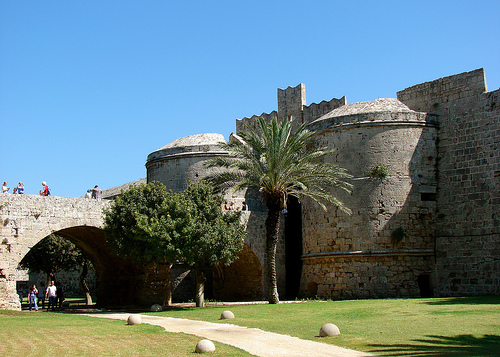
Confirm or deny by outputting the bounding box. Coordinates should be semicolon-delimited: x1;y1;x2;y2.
1;1;499;197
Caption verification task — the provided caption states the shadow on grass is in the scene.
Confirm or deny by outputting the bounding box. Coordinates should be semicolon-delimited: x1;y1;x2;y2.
422;296;500;306
370;334;500;356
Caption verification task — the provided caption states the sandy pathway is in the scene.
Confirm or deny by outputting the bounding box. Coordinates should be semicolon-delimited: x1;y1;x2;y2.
82;312;375;357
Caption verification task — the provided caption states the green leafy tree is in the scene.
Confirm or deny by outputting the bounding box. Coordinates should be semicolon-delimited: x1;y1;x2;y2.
103;181;245;307
18;234;94;304
103;182;180;305
180;180;245;307
205;117;352;304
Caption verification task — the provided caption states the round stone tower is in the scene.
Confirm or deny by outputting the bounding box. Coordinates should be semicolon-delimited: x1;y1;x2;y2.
146;133;227;192
301;98;439;299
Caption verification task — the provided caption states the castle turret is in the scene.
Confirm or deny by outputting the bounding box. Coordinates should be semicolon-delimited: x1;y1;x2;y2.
301;98;438;299
146;133;227;192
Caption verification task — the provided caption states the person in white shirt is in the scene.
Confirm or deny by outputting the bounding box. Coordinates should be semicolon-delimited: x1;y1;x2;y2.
45;281;57;311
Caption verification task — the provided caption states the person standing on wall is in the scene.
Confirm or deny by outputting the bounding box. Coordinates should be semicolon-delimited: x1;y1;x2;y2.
90;185;102;200
45;281;57;311
39;181;50;196
15;181;24;194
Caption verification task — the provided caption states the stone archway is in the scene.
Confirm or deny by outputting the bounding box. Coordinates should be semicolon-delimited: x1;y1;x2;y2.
50;226;155;308
0;195;170;310
213;244;263;301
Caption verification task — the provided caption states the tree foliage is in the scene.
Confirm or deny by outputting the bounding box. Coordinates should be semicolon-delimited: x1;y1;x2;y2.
103;181;245;307
180;180;245;268
19;234;94;304
19;234;89;277
205;116;352;303
103;182;180;263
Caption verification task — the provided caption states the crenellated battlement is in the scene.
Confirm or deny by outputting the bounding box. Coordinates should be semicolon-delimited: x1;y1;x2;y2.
302;96;346;125
236;83;346;134
236;111;278;135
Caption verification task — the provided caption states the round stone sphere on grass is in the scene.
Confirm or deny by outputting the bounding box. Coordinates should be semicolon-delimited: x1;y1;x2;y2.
150;303;162;312
319;323;340;337
220;310;235;319
127;314;142;325
195;339;216;353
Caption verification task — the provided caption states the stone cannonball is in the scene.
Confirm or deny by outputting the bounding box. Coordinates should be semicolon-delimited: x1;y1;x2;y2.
127;314;142;325
195;339;216;353
220;310;235;319
150;303;163;312
319;323;340;337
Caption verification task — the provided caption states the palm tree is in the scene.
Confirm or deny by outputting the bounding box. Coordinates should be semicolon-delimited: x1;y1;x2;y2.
205;117;352;304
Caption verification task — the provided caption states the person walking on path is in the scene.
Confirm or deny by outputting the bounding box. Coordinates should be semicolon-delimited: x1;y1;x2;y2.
28;285;39;311
45;281;57;311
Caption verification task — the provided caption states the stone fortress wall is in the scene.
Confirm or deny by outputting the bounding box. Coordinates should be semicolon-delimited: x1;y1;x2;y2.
397;69;500;296
301;100;438;299
233;68;498;299
6;70;495;309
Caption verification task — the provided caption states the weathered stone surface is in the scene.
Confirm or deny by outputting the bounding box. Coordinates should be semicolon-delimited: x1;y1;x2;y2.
319;323;340;337
0;195;171;310
1;69;497;311
195;339;215;353
220;310;234;319
127;314;141;325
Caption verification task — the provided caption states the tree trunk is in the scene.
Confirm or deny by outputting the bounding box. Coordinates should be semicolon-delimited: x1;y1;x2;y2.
266;202;281;304
164;263;173;306
195;267;206;307
80;262;93;305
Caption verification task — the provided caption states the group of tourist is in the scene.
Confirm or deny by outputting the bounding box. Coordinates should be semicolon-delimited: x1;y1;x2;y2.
2;182;105;199
1;181;50;196
20;281;63;312
2;181;25;194
85;185;102;200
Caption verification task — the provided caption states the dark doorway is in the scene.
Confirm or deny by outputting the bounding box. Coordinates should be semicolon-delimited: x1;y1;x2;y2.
284;196;302;299
418;274;434;298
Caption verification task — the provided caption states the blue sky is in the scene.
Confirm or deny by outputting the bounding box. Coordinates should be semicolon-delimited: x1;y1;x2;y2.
1;1;499;197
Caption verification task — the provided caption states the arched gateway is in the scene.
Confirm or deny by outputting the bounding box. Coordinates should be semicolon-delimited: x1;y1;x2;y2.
0;194;265;310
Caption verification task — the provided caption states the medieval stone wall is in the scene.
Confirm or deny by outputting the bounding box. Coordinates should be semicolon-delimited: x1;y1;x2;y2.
0;195;171;310
300;109;438;299
0;195;108;309
398;68;500;296
236;83;346;134
146;133;228;192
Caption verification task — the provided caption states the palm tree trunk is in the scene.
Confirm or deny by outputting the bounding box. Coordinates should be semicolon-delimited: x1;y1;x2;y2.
266;203;281;304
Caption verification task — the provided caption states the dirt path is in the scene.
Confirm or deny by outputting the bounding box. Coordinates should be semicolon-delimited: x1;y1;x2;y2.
82;312;375;357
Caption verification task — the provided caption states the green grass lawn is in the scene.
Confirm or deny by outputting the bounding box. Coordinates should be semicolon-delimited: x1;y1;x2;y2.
151;296;500;356
4;296;499;356
0;309;251;356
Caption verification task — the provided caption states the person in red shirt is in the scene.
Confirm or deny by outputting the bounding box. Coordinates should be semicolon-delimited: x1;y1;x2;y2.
39;181;50;196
